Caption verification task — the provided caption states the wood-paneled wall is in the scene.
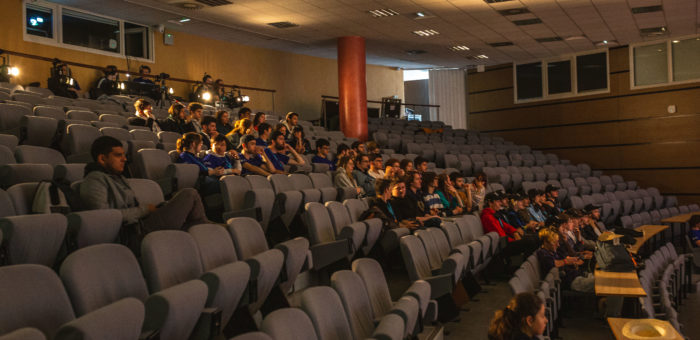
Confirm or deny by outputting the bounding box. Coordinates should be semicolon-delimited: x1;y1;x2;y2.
468;47;700;205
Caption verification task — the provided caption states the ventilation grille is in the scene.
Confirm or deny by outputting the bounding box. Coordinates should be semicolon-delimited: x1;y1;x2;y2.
195;0;232;6
536;37;563;43
513;18;542;26
498;8;530;16
640;26;667;37
489;41;514;47
268;21;299;29
631;5;663;14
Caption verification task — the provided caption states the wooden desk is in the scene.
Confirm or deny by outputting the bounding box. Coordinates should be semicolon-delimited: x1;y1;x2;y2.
607;317;683;340
595;270;646;297
628;225;668;255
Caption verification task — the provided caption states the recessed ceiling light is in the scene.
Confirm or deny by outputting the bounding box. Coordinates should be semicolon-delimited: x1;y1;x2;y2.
268;21;299;29
672;40;680;43
513;18;542;26
179;18;191;23
416;12;425;17
412;11;434;19
368;9;399;17
412;29;439;37
594;40;618;47
477;55;489;59
564;35;587;41
450;45;470;51
640;26;667;37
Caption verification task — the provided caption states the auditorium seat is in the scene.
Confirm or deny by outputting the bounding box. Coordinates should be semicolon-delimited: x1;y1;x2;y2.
98;114;128;127
33;105;66;120
131;130;159;145
0;134;18;151
342;198;385;256
20;116;58;147
99;126;132;152
440;221;476;273
65;124;100;163
220;175;265;223
224;219;287;315
288;173;322;204
352;257;435;332
65;209;122;249
260;308;319;340
11;93;43;107
331;270;410;340
300;286;354;340
400;235;458;301
24;87;53;97
0;264;144;340
53;163;86;183
0;328;46;340
15;145;65;165
124;178;164;207
66;110;98;122
267;174;304;228
415;228;465;283
0;213;67;265
303;202;353;269
324;201;368;258
0;103;31;136
308;172;343;202
135;148;199;196
58;243;204;340
0;145;15;165
0;164;54;189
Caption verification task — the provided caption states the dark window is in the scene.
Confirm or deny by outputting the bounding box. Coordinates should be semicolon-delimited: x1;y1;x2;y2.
516;62;543;100
125;22;150;59
576;52;607;92
547;60;571;95
62;9;120;53
26;4;53;38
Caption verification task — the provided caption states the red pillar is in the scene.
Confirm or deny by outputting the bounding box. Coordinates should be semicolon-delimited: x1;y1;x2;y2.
337;36;368;141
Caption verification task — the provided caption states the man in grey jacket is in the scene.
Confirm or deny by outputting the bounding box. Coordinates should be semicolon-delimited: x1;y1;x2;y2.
352;153;375;196
80;136;209;234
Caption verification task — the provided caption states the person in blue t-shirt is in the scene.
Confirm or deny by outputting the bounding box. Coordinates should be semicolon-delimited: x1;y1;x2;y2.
266;130;306;173
690;215;700;247
311;138;336;171
239;134;274;176
203;134;241;176
176;132;223;195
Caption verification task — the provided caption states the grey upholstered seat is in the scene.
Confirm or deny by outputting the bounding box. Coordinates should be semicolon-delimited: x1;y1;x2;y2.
0;145;15;165
53;163;86;183
268;174;304;227
20;116;58;147
33;105;66;120
308;172;342;202
187;224;251;329
66;209;122;249
99;114;128;127
225;218;287;313
260;308;319;340
65;124;101;163
0;328;46;340
0;264;144;340
300;286;354;340
220;175;272;229
415;229;465;283
0;134;18;151
66;110;98;122
230;332;274;340
400;235;459;300
0;164;54;189
342;198;386;255
135;148;198;196
58;243;205;340
325;201;367;258
304;202;352;269
0;103;32;136
288;173;322;203
15;145;65;165
124;178;165;206
0;213;66;265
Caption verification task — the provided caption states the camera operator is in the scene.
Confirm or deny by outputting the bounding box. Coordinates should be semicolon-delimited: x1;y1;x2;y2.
48;62;81;99
194;75;215;104
91;65;119;99
133;65;155;85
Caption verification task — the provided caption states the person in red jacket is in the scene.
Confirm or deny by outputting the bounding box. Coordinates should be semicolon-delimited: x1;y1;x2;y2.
481;192;538;270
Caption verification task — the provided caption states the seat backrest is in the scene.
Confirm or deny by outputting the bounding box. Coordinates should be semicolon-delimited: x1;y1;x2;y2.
0;164;54;189
0;145;16;165
140;230;203;292
34;105;65;120
100;127;133;141
14;145;65;166
226;217;270;260
463;214;484;238
399;235;432;281
245;175;274;191
220;175;253;212
440;221;464;247
304;202;337;244
66;110;97;122
67;124;101;155
0;134;19;151
309;172;333;189
351;258;393;318
289;174;314;190
0;264;75;338
136;148;171;180
0;103;31;131
59;243;149;316
343;198;367;222
130;129;159;144
325;201;352;235
65;209;122;249
123;178;164;206
188;223;238;271
158;131;181;144
268;174;295;194
0;213;67;266
261;308;319;340
300;286;353;340
330;270;376;340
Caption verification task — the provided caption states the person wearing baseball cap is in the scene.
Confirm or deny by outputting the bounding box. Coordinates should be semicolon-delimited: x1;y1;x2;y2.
481;192;538;269
526;189;547;224
505;192;542;233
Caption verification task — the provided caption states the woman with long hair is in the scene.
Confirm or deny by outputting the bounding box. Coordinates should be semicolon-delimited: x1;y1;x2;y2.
436;173;463;216
253;112;266;131
226;118;254;150
334;155;364;196
488;292;547;340
159;103;188;134
471;172;488;212
215;110;233;136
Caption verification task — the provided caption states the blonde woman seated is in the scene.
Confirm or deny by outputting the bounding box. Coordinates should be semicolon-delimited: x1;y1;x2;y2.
334;155;364;197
